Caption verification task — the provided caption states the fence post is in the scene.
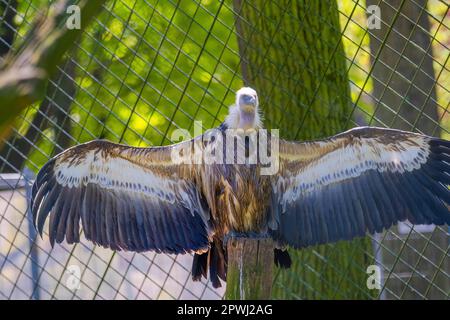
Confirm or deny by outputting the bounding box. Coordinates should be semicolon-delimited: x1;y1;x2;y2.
23;168;40;300
225;238;273;300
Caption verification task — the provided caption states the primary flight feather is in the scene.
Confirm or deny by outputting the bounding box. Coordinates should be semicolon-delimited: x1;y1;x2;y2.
31;87;450;288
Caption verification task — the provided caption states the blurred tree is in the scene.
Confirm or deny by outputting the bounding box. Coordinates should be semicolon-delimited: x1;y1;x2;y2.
0;56;77;173
234;0;374;299
366;0;440;135
366;0;449;299
0;0;105;159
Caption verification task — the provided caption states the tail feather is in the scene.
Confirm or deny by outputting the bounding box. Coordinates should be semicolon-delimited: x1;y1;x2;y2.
209;245;221;288
274;248;291;269
192;243;292;287
214;240;227;282
192;238;227;288
192;251;208;282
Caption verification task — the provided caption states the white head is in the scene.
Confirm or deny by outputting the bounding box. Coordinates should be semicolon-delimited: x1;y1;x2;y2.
225;87;262;130
236;87;258;113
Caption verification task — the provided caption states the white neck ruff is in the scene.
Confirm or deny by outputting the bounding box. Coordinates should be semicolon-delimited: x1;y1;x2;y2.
224;105;263;130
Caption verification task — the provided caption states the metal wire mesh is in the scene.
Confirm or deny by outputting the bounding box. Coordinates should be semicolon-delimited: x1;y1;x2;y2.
0;0;448;299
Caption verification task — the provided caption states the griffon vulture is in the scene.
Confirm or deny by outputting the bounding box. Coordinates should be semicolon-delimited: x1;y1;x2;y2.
31;87;450;288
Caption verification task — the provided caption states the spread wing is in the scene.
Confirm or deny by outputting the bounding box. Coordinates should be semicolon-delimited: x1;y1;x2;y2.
271;126;450;248
31;139;212;254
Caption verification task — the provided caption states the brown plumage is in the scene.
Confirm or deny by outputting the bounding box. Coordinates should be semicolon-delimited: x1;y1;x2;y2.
31;87;450;288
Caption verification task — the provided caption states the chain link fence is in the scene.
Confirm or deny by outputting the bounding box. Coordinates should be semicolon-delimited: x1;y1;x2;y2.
0;0;448;299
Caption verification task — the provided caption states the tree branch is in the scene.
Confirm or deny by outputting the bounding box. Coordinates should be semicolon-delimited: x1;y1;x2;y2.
0;56;76;172
0;0;105;144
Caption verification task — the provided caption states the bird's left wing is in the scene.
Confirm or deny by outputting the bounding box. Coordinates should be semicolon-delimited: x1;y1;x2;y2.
31;139;212;254
271;127;450;248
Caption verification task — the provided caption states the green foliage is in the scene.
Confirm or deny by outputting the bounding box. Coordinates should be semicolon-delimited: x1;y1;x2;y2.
15;0;244;172
15;0;450;170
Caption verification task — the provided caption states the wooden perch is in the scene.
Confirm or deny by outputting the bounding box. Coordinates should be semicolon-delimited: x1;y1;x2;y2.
0;0;105;143
225;238;274;299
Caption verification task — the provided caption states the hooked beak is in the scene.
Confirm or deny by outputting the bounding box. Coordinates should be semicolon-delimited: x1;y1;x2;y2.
243;95;256;106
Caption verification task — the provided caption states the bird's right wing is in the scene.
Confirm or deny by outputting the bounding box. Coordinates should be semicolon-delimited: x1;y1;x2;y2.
271;127;450;248
31;138;212;254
